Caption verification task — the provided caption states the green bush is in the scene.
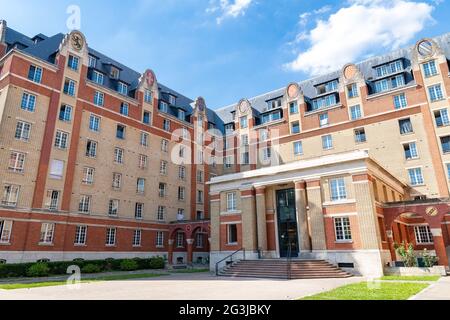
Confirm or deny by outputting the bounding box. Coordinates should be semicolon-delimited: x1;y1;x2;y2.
394;242;418;267
0;262;34;278
120;259;139;271
148;256;165;269
81;264;103;274
26;263;50;277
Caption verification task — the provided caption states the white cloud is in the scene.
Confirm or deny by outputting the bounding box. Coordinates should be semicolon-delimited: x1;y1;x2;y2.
285;0;434;76
207;0;254;24
299;5;332;26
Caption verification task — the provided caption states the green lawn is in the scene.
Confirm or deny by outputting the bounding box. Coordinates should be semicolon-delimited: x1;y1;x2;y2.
379;275;440;282
0;273;168;290
301;281;429;300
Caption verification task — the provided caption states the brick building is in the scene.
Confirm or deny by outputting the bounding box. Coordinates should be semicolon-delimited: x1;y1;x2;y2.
0;21;449;276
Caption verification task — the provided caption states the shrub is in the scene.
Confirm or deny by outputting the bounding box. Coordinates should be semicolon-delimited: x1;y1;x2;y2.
26;263;50;277
120;259;139;271
81;264;103;274
394;242;417;267
148;256;165;269
0;263;34;278
422;248;439;268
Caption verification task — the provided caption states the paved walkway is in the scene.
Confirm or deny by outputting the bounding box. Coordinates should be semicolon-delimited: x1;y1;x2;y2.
0;273;363;300
410;277;450;300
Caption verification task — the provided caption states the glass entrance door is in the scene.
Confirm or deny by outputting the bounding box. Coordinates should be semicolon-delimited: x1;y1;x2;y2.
276;189;299;258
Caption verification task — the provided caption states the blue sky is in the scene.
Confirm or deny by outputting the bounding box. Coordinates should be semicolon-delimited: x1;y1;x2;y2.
1;0;449;108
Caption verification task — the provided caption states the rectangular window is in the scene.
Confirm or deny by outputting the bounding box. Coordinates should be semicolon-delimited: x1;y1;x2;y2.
161;139;169;152
350;105;362;120
197;170;204;183
120;103;129;116
399;118;413;135
110;67;120;79
44;190;60;211
135;203;144;219
334;217;352;241
94;91;104;106
291;121;300;134
227;224;238;244
2;185;20;207
224;156;233;169
354;128;366;143
156;231;164;247
108;199;119;216
227;192;237;211
49;159;64;179
408;168;424;186
414;225;434;244
89;114;101;132
114;148;124;164
289;101;298;114
375;60;403;77
434;109;450;127
112;173;122;189
178;109;185;121
319;113;329;127
21;92;36;112
0;220;12;244
394;93;408;109
241;134;249;146
92;70;104;85
68;55;79;71
118;82;128;96
178;186;186;201
116;124;126;140
54;130;69;149
374;74;405;93
240;116;248;129
159;101;168;113
428;84;444;102
169;95;176;105
137;178;146;194
143;111;151;125
28;65;42;83
447;163;450;181
178;166;186;180
82;167;95;185
139;154;148;169
293;141;303;156
144;90;152;103
422;60;438;78
74;226;87;245
63;78;76;96
176;232;184;248
197;190;204;204
440;136;450;154
88;56;97;68
86;140;98;158
59;104;72;122
163;119;171;132
322;135;333;150
8;151;25;173
225;123;234;134
133;229;142;247
403;142;419;160
106;228;116;246
347;83;358;98
267;98;282;110
241;152;249;165
263;147;271;161
157;206;165;221
330;178;347;201
15;121;31;141
78;195;91;213
160;161;168;175
140;132;149;147
39;223;55;244
310;94;337;111
196;233;204;248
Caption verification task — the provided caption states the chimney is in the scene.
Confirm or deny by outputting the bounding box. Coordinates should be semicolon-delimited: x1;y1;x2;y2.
0;20;6;57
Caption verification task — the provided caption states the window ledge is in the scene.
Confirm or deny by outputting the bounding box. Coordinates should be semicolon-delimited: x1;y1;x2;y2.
304;104;343;117
38;243;54;247
0;242;11;246
323;199;356;206
156;245;165;249
226;243;238;246
335;240;353;244
74;244;87;247
221;210;242;215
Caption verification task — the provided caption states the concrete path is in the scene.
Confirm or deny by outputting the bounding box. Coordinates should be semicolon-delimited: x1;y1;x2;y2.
0;273;363;300
410;277;450;300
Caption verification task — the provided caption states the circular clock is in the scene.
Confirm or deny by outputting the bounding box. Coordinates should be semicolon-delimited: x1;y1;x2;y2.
70;32;84;51
239;100;249;113
287;83;300;99
417;40;434;58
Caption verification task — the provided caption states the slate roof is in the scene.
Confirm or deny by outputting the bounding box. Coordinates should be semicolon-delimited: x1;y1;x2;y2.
3;24;450;133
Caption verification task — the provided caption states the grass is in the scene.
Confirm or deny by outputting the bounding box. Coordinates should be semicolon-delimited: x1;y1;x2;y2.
300;281;429;300
379;275;441;282
0;273;168;290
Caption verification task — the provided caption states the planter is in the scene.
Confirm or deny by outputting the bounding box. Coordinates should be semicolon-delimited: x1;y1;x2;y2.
384;266;447;276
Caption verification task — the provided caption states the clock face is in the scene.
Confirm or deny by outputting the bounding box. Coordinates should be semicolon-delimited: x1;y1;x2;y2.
287;83;300;99
146;70;155;87
71;32;84;51
418;40;433;57
239;100;249;113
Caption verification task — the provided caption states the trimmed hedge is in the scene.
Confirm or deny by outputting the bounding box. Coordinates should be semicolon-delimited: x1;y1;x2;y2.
0;256;166;279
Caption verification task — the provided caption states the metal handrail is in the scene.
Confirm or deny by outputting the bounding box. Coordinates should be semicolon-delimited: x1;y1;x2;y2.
215;248;246;276
286;243;292;280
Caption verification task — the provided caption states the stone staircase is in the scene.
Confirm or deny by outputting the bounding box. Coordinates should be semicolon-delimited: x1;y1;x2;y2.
219;259;353;279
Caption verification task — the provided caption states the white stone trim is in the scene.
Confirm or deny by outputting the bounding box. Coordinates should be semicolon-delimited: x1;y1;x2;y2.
323;199;356;206
430;228;442;236
324;212;358;218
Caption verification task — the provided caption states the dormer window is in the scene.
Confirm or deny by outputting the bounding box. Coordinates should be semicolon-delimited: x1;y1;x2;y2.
316;80;338;95
267;98;282;110
374;74;405;94
375;60;403;78
159;101;168;113
169;95;176;105
110;66;120;79
92;70;104;85
178;109;185;121
88;56;97;68
225;123;234;134
310;94;337;112
118;82;128;96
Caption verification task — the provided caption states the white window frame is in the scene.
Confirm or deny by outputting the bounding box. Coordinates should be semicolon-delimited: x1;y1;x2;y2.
9;151;25;173
329;178;347;201
334;217;352;242
0;220;13;244
74;225;87;245
106;228;116;246
227;192;237;211
40;223;55;244
2;184;20;207
414;225;434;244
